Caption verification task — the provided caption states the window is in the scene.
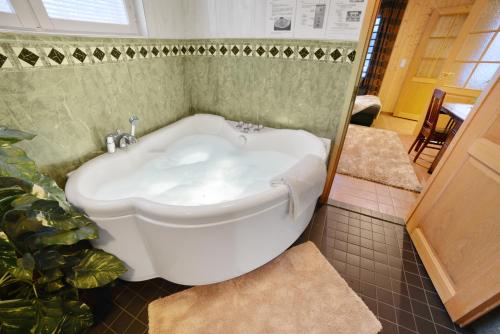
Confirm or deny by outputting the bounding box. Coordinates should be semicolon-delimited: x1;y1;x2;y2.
0;0;22;27
443;2;500;90
361;15;381;79
0;0;14;13
0;0;141;35
42;0;129;25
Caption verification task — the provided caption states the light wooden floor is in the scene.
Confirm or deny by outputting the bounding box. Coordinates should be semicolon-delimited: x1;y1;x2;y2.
329;115;437;219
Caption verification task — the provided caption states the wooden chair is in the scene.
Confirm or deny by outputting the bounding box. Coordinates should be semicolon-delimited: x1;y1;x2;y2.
408;89;449;163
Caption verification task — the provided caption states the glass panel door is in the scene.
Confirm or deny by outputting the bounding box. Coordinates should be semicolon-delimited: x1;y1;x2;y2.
442;0;500;90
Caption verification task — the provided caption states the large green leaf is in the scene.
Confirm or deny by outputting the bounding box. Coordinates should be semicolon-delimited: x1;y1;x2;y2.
37;268;63;285
25;225;99;250
0;187;25;198
60;299;94;333
10;253;35;281
1;209;49;244
0;232;16;274
0;177;33;193
0;296;93;334
10;194;41;210
0;127;35;145
0;126;124;333
34;296;93;334
0;187;25;220
34;175;70;212
0;146;38;181
66;249;127;289
0;299;37;334
34;249;65;271
2;207;99;252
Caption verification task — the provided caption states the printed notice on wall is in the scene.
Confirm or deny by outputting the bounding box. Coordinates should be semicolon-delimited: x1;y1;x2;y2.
265;0;367;40
294;0;329;38
266;0;297;37
325;0;366;41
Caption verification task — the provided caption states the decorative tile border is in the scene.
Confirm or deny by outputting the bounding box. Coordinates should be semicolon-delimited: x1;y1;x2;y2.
0;39;356;71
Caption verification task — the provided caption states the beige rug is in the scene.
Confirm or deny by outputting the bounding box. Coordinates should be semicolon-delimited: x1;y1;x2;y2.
338;125;422;192
149;242;381;334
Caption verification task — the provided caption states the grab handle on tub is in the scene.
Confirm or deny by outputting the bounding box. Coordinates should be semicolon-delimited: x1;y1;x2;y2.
129;115;139;136
238;135;247;145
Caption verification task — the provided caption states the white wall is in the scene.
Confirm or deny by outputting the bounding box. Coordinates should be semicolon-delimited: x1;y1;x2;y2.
142;0;367;40
143;0;268;39
141;0;185;38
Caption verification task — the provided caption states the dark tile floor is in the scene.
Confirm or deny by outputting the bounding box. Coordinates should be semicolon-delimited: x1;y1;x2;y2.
85;204;479;334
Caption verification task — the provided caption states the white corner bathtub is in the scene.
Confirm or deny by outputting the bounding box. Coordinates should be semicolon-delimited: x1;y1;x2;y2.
65;114;329;285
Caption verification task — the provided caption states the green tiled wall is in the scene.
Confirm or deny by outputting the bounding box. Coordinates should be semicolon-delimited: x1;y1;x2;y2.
0;33;357;184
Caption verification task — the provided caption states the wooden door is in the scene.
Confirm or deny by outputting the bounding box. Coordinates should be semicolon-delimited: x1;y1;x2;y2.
406;69;500;326
393;5;472;120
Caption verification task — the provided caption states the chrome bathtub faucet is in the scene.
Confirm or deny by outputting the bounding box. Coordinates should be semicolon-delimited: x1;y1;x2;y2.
105;115;139;153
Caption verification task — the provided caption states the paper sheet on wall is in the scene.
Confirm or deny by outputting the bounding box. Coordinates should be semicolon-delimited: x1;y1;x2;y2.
294;0;329;38
266;0;297;37
265;0;367;40
325;0;366;41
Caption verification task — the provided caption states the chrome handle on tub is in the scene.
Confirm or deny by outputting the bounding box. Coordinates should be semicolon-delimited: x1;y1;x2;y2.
239;135;247;145
129;115;139;136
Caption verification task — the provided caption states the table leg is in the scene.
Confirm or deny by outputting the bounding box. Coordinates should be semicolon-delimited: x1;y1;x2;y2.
428;119;463;173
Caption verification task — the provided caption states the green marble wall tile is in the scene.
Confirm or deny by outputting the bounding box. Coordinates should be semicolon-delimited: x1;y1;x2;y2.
186;52;353;138
0;32;357;185
0;36;189;184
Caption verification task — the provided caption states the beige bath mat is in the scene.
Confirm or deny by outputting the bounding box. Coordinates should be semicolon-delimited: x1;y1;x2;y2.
338;125;422;192
148;242;381;334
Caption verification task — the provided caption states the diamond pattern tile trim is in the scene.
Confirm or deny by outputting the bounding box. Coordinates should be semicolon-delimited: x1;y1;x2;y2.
47;48;65;64
17;48;40;67
269;46;280;58
0;53;7;68
151;46;159;57
111;47;122;61
219;45;229;56
283;46;295;59
242;45;253;56
3;40;356;71
93;47;105;62
255;45;267;57
162;46;170;56
208;45;217;56
0;49;13;69
347;49;356;63
126;47;135;59
72;48;87;63
298;47;310;59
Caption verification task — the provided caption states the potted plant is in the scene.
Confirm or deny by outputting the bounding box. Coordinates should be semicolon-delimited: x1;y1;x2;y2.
0;126;127;333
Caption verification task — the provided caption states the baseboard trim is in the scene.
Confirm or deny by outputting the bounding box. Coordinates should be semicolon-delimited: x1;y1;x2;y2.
393;112;420;121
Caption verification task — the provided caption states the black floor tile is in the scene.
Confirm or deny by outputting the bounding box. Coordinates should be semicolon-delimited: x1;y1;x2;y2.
393;293;412;313
316;205;482;334
415;316;438;334
84;204;480;334
396;308;417;332
411;299;433;321
378;301;397;322
380;318;398;334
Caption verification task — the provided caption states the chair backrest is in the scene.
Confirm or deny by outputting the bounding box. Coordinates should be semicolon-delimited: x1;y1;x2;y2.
423;89;446;132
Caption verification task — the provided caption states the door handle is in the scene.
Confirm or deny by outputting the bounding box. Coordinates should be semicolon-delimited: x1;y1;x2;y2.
440;72;455;78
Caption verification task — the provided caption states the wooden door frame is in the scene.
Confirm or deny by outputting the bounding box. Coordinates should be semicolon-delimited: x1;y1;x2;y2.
392;9;440;120
406;68;500;326
319;0;381;204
